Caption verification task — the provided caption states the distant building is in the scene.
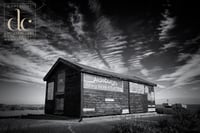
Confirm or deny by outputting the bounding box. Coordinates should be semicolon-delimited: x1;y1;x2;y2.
43;58;156;118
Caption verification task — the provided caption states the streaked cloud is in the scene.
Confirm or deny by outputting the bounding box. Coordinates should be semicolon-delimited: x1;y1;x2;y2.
143;51;155;57
158;49;200;88
184;35;200;45
69;3;87;41
0;0;200;104
0;0;130;84
161;42;176;50
140;69;149;76
158;9;176;41
177;53;192;62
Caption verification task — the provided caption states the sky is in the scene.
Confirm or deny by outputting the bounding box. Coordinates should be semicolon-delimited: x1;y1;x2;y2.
0;0;200;104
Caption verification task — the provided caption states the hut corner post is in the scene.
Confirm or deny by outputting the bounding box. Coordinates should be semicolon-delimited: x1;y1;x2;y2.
79;72;83;122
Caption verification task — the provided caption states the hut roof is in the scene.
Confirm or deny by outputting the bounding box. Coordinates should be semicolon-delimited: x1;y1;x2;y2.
43;58;157;86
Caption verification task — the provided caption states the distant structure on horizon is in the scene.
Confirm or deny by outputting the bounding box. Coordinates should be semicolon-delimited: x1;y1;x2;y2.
43;58;157;118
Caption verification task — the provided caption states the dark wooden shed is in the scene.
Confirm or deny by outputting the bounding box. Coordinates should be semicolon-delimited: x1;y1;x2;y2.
43;58;157;118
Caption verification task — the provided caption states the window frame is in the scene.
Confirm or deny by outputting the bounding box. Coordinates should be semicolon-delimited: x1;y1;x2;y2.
56;71;66;94
47;82;54;100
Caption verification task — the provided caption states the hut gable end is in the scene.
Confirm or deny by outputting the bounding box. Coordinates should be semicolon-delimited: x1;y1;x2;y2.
43;58;81;81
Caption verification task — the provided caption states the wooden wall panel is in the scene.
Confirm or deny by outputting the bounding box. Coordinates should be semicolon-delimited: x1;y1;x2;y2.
45;72;57;114
64;70;81;117
45;63;81;117
45;63;155;117
129;93;148;113
82;77;129;117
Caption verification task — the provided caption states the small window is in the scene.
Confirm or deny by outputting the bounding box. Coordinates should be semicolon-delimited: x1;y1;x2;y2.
47;82;54;100
144;86;149;94
55;98;64;111
57;71;65;93
147;87;155;103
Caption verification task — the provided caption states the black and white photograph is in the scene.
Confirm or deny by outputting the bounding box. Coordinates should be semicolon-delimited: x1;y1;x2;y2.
0;0;200;133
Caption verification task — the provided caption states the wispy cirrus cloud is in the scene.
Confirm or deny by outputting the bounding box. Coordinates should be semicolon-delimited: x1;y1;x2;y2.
0;0;162;86
158;9;176;41
140;69;149;76
161;42;176;50
69;3;88;42
184;35;200;45
0;0;198;90
0;48;46;84
157;49;200;88
128;48;156;78
0;0;131;84
177;53;192;62
1;0;200;105
94;15;128;72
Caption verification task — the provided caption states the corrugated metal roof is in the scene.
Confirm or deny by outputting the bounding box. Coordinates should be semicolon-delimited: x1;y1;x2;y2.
44;58;157;86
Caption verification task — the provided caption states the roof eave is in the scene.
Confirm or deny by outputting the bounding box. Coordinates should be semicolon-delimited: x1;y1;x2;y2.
43;58;157;87
43;58;81;81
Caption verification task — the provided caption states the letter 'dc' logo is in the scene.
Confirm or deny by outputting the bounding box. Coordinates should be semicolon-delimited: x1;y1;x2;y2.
7;8;32;31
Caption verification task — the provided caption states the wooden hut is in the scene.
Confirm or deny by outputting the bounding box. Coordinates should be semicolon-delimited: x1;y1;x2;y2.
43;58;156;118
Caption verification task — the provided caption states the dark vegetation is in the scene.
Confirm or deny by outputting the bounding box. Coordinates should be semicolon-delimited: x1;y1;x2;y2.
110;108;200;133
1;126;71;133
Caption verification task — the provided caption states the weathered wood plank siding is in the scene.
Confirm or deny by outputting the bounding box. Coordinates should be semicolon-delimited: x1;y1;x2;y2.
44;58;156;117
45;63;81;117
64;70;81;117
45;72;57;114
82;73;129;117
129;93;148;113
128;82;149;113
